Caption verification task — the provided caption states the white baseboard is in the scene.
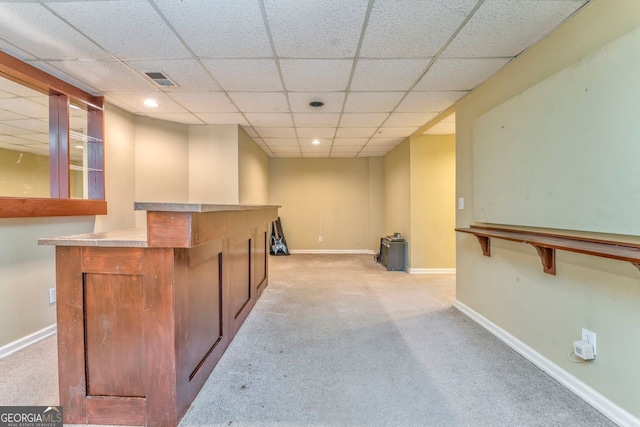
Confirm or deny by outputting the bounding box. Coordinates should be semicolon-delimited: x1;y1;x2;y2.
288;249;376;255
0;324;57;360
453;300;640;427
407;268;456;274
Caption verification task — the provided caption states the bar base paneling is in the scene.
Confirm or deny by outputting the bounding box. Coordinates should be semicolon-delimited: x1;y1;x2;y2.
41;204;278;427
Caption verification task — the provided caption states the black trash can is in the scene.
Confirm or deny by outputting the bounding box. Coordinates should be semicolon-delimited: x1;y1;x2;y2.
377;233;406;271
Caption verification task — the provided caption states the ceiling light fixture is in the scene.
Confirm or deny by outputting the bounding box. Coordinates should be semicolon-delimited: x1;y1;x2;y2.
309;101;324;108
144;99;159;108
312;139;321;145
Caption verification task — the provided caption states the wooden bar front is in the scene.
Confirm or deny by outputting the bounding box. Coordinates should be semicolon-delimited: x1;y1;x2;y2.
41;205;278;426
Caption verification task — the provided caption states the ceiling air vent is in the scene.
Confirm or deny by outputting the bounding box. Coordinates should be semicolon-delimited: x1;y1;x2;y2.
144;71;177;87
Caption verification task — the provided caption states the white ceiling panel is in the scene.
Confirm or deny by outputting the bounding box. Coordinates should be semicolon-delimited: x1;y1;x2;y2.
3;119;48;133
107;91;188;114
385;113;438;127
360;0;477;58
333;138;369;146
297;128;336;138
0;98;49;119
442;0;587;58
27;61;99;94
202;59;282;92
300;143;331;153
335;128;377;138
245;113;293;128
144;113;203;125
367;137;405;145
196;113;249;125
124;59;221;92
48;0;190;60
0;110;28;121
396;91;467;113
0;3;109;60
350;59;430;91
52;60;153;92
376;127;418;137
169;92;237;113
293;114;340;128
344;92;404;113
272;152;301;158
415;58;512;91
0;39;36;61
263;138;300;149
288;92;346;113
269;145;301;153
255;128;297;138
228;92;289;113
340;113;389;128
0;123;33;135
263;0;368;58
280;60;353;92
330;152;357;158
331;145;363;152
242;126;259;138
153;0;272;58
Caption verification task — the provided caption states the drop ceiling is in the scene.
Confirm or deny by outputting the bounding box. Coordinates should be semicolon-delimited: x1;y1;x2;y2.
0;0;591;158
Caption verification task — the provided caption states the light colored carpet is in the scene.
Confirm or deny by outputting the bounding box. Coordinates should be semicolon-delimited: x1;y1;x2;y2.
0;254;613;427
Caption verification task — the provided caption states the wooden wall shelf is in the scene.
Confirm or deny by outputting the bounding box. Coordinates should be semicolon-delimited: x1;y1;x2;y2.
456;225;640;275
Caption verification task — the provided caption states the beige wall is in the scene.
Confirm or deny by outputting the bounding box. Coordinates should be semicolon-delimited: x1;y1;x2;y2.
188;124;239;204
410;134;455;270
269;157;380;251
456;0;640;418
383;139;411;263
95;104;136;232
238;127;270;205
367;157;384;250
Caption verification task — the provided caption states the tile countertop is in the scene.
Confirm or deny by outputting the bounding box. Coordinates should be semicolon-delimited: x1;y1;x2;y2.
38;228;148;247
134;202;280;212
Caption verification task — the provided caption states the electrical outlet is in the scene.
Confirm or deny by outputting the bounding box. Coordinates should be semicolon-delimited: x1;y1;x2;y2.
582;328;596;355
49;287;56;304
318;236;322;242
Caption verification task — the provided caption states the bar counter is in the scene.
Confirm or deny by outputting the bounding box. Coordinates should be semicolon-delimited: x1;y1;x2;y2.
39;203;279;426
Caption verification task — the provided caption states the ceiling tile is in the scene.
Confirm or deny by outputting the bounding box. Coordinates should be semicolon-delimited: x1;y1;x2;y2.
367;137;405;145
340;113;388;128
202;59;282;92
350;59;430;91
385;112;438;127
107;91;188;114
360;0;477;58
269;145;301;152
0;39;36;61
335;127;376;138
245;113;293;128
442;0;587;58
300;144;331;153
124;59;221;92
331;145;362;152
293;114;340;127
49;0;190;60
376;127;418;137
330;152;357;158
168;92;237;113
154;0;272;58
288;92;346;113
242;126;259;138
196;113;249;126
395;91;466;113
0;98;49;119
280;60;353;92
0;123;32;135
344;92;404;113
255;128;297;138
296;128;336;138
27;61;99;94
415;58;512;91
228;92;289;113
263;0;368;58
0;3;110;60
143;113;203;125
3;119;48;133
51;60;153;92
263;138;300;147
333;138;369;146
273;152;302;158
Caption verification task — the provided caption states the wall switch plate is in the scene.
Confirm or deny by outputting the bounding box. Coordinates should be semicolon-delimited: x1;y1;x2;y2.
49;287;56;304
318;236;322;242
458;197;465;210
582;328;596;355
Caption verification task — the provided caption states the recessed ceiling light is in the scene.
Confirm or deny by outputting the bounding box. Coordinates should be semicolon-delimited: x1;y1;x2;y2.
309;101;324;108
312;139;321;145
144;99;158;108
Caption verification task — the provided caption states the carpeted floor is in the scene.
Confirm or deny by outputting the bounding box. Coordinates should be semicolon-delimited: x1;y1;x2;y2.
0;254;613;426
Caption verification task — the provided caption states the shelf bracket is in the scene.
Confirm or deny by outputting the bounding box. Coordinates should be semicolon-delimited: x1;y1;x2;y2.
531;245;556;275
475;235;491;257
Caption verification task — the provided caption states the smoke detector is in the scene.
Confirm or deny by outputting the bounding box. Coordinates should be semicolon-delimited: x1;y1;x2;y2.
144;71;177;87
